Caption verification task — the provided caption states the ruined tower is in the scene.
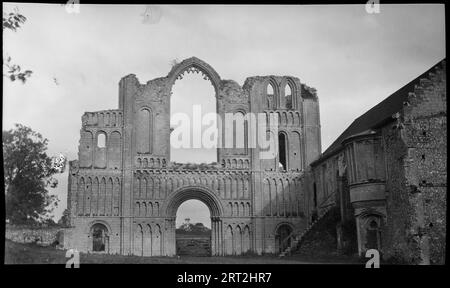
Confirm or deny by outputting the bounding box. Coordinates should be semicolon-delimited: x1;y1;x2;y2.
65;57;321;256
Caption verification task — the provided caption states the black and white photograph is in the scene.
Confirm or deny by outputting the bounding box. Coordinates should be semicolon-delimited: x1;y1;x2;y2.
2;1;446;272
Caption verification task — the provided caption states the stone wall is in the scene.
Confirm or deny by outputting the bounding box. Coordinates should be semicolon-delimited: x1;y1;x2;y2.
404;63;446;265
67;57;319;256
299;59;446;264
383;60;446;264
5;225;67;247
381;122;419;262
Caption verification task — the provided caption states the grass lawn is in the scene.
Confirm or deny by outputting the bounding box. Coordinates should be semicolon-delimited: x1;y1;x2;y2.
4;239;361;265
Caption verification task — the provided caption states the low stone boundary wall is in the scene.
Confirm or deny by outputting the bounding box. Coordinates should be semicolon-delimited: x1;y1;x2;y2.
5;225;70;248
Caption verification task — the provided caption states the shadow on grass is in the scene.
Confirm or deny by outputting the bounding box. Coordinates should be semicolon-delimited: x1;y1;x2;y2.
5;239;361;264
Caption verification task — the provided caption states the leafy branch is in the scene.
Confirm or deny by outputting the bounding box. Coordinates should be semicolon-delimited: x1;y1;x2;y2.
4;56;33;83
3;7;33;83
2;9;26;31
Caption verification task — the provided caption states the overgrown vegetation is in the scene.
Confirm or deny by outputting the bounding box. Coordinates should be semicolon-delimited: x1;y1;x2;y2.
170;58;180;68
3;124;66;225
293;208;339;257
170;162;219;170
57;209;71;227
383;251;411;265
176;222;211;236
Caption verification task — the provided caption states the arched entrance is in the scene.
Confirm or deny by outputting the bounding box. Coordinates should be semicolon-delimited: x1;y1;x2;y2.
176;200;211;256
275;224;293;254
163;186;224;256
364;216;382;251
90;223;109;253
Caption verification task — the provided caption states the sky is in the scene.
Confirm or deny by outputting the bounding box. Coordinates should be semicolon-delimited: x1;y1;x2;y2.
3;4;445;225
171;72;217;164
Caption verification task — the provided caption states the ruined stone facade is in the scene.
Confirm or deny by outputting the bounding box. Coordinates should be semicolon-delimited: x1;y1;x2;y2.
303;59;446;264
65;57;321;256
65;57;445;263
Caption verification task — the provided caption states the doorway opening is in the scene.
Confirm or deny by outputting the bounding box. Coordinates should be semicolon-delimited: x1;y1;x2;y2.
91;223;109;252
365;218;381;251
275;224;293;253
175;199;211;256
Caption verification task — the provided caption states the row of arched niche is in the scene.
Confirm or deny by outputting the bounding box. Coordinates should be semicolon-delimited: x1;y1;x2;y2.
75;176;121;217
227;201;251;217
266;80;297;110
223;224;252;255
133;174;250;200
83;110;123;127
133;223;163;256
88;221;254;256
79;130;122;169
262;177;304;217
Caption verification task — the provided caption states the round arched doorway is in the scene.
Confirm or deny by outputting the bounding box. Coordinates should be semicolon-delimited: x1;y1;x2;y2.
163;186;224;256
176;199;211;256
90;223;109;253
275;224;293;254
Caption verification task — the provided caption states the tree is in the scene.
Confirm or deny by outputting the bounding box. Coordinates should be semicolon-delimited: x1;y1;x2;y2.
3;124;66;225
2;8;26;31
58;208;71;227
3;7;33;83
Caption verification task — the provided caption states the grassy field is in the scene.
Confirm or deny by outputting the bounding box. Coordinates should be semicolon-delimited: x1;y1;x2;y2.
4;239;362;265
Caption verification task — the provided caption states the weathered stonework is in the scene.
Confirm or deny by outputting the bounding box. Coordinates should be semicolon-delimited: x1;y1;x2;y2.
6;225;67;247
66;56;444;263
382;60;447;264
65;57;321;256
301;59;446;264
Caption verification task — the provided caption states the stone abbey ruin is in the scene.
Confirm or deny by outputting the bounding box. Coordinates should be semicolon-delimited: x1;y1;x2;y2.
65;57;446;264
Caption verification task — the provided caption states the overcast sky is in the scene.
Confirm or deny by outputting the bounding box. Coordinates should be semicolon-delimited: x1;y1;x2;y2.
3;4;445;225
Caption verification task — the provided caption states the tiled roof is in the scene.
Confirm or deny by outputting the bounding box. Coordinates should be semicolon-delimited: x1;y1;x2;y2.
314;59;446;164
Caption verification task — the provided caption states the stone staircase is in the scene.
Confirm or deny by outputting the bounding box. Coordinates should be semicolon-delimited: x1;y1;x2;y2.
279;206;334;258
